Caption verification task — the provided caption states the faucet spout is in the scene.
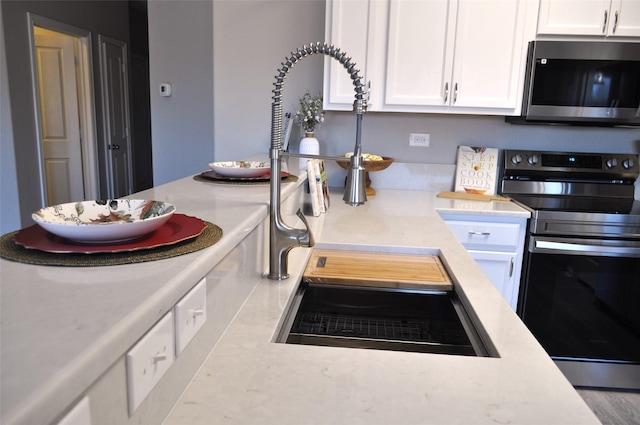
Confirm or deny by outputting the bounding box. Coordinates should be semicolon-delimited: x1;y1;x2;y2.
268;42;367;280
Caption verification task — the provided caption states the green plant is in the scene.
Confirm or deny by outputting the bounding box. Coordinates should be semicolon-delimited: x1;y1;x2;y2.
294;91;324;133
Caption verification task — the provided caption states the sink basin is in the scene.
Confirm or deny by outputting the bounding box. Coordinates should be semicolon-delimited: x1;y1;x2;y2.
276;249;497;357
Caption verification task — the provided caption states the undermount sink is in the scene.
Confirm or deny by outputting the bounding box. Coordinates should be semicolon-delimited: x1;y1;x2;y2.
275;249;497;357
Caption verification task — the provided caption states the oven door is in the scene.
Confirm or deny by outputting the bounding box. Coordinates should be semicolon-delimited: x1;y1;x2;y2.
520;236;640;389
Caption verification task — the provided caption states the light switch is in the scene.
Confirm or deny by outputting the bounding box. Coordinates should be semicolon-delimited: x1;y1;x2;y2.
126;312;174;415
174;278;207;355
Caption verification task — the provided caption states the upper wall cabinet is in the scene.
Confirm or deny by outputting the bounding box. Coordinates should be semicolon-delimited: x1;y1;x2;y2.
323;0;383;111
537;0;640;37
323;0;538;116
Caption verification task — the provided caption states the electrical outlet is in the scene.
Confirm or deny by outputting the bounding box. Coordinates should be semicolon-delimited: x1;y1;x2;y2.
174;278;207;356
409;133;430;147
126;312;174;415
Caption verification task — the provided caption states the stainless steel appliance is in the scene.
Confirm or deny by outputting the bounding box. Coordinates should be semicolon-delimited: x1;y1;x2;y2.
500;150;640;390
508;41;640;126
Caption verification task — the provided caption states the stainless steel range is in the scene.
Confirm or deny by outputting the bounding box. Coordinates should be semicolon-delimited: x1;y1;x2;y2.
500;150;640;390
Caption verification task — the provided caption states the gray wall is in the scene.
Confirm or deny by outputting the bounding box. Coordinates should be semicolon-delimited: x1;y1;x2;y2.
148;0;214;185
147;0;326;186
1;0;130;231
211;0;326;162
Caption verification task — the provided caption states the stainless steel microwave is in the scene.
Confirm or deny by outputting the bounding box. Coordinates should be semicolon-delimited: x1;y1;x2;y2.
508;41;640;127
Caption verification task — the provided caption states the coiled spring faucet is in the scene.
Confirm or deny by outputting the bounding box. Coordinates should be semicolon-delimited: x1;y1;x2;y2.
268;42;368;280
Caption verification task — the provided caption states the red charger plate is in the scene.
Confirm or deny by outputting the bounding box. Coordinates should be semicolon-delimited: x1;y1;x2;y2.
14;214;207;254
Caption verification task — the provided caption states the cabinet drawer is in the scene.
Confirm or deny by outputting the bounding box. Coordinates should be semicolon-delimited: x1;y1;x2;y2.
445;220;520;249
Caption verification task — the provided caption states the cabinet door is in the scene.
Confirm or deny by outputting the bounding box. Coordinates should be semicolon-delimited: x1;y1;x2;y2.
384;0;455;107
384;0;531;113
469;250;518;311
324;0;373;111
451;0;528;109
538;0;613;36
610;0;640;37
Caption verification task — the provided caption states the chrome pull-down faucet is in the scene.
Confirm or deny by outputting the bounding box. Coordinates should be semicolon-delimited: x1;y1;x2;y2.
268;42;368;280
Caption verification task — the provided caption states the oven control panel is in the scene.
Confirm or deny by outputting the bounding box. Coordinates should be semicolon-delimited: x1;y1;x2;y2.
503;150;639;178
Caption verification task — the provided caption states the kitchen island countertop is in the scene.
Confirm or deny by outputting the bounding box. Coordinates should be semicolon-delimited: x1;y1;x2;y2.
0;164;600;424
163;187;600;425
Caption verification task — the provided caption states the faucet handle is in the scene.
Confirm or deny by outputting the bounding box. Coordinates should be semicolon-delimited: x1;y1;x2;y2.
295;209;315;247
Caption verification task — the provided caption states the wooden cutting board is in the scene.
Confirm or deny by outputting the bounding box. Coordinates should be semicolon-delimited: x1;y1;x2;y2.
303;249;453;291
437;191;511;202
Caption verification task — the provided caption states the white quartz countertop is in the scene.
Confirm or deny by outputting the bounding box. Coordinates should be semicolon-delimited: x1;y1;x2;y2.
0;163;599;425
163;188;600;425
0;171;302;425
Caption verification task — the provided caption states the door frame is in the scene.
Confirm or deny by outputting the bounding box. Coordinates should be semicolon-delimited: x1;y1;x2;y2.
27;13;99;204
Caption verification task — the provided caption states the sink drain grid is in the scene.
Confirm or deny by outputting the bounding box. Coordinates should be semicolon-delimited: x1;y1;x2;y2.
292;312;467;343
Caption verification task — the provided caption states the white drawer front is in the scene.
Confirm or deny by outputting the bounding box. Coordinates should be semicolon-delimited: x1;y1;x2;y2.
445;220;520;249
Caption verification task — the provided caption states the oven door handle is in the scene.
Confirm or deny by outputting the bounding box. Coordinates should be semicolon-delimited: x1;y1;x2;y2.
533;239;640;257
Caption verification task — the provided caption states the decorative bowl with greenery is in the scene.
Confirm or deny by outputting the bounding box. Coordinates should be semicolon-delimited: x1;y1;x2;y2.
294;91;324;134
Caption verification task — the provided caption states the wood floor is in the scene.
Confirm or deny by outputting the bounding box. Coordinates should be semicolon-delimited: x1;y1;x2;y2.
576;388;640;425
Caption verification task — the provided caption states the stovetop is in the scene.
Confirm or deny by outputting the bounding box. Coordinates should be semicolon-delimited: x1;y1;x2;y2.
500;150;640;238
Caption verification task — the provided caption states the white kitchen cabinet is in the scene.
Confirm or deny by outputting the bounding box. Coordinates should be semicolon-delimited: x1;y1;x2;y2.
385;0;533;114
440;215;527;311
324;0;537;115
323;0;379;111
537;0;640;37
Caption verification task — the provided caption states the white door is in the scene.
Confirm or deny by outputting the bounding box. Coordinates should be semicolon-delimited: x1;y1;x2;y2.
34;27;84;205
99;35;133;198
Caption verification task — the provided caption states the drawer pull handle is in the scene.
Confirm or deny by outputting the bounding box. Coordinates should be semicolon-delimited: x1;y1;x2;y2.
469;231;490;236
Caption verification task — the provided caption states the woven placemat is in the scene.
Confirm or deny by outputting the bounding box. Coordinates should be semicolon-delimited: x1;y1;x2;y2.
193;173;298;185
0;222;222;267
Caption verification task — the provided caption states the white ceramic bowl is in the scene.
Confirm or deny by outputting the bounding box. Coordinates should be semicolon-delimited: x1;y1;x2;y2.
31;200;176;243
209;161;270;178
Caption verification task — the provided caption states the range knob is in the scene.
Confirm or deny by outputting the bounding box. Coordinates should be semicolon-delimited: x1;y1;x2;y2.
527;154;540;165
511;154;523;165
606;158;618;169
623;158;635;169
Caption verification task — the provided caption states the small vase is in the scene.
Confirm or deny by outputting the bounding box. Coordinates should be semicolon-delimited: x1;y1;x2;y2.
299;132;319;170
